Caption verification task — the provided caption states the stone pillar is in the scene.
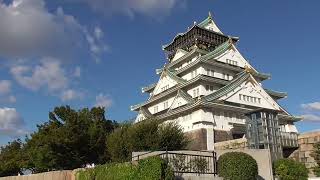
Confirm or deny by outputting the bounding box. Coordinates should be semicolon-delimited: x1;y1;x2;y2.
206;126;214;150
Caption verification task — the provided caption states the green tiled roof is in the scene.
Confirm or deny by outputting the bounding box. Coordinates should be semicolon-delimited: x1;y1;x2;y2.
142;83;156;93
131;74;226;111
198;16;212;28
168;47;207;68
264;89;287;99
164;68;187;84
201;39;233;61
140;107;153;118
178;89;195;103
253;72;271;80
204;71;249;102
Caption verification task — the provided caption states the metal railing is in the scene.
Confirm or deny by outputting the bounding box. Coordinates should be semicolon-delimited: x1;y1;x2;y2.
132;150;217;175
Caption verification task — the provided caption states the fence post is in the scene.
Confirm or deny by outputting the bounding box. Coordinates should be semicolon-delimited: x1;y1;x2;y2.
165;146;168;163
213;151;217;176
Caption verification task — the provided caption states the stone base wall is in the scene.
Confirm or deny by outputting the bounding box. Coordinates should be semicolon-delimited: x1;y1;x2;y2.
214;138;247;150
185;128;207;150
289;131;320;177
214;130;233;143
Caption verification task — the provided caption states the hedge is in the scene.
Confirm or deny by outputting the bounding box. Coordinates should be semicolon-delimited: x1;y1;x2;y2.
274;159;308;180
76;156;174;180
217;152;258;180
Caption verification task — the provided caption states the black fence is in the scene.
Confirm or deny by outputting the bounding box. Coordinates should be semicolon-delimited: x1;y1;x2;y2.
132;151;217;175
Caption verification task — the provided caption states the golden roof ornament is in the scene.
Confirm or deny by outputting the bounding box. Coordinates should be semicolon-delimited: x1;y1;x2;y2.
244;65;254;74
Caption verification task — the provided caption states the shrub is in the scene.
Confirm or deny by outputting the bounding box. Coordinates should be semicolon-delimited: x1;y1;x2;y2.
138;156;174;180
314;166;320;177
217;152;258;180
76;156;174;180
274;159;308;180
77;163;137;180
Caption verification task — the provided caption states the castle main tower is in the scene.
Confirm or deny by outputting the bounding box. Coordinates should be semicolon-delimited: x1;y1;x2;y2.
131;13;300;153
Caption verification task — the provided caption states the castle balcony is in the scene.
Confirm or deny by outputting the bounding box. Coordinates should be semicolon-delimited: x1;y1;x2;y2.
280;132;298;148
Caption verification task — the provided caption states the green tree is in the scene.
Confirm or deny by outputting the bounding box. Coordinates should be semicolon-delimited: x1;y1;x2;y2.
0;139;23;177
312;142;320;176
24;106;118;172
107;119;188;162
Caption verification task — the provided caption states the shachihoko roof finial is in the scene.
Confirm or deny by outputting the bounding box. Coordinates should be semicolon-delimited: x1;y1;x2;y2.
208;11;212;19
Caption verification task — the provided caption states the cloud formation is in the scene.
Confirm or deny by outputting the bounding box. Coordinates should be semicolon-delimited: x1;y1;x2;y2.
0;0;107;61
94;93;112;108
0;107;27;136
301;102;320;111
61;89;84;101
10;58;68;92
0;80;16;104
10;57;83;101
0;80;11;95
301;102;320;122
64;0;186;18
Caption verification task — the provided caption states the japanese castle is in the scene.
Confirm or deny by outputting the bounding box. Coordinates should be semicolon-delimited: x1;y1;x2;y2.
131;13;300;158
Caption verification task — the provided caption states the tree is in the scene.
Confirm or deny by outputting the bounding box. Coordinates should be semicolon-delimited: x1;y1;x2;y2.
312;142;320;176
107;119;189;162
0;139;23;177
24;106;118;172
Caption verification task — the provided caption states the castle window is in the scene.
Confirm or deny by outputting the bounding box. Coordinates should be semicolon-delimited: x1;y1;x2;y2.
240;94;261;104
154;106;158;113
206;69;214;77
191;69;198;78
193;88;199;97
163;101;169;109
206;85;214;92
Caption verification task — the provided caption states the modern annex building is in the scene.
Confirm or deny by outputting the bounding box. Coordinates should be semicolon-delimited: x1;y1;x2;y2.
131;13;300;155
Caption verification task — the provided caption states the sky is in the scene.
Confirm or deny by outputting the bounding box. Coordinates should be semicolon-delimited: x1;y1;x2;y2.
0;0;320;145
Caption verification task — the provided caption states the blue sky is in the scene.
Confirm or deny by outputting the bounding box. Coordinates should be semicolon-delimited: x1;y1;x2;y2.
1;0;320;145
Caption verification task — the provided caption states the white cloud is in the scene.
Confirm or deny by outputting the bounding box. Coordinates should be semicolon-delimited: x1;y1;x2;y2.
94;93;112;108
301;114;320;122
301;102;320;111
65;0;186;18
300;101;320;123
8;95;17;103
60;89;83;101
94;26;103;40
0;80;17;104
0;107;27;136
10;58;68;92
84;27;108;62
0;0;107;62
10;57;85;102
0;80;11;95
73;66;81;77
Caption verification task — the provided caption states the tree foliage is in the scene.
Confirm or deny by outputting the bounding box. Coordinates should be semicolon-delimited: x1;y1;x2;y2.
0;139;24;177
217;152;258;180
23;106;118;173
107;120;189;162
274;158;308;180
